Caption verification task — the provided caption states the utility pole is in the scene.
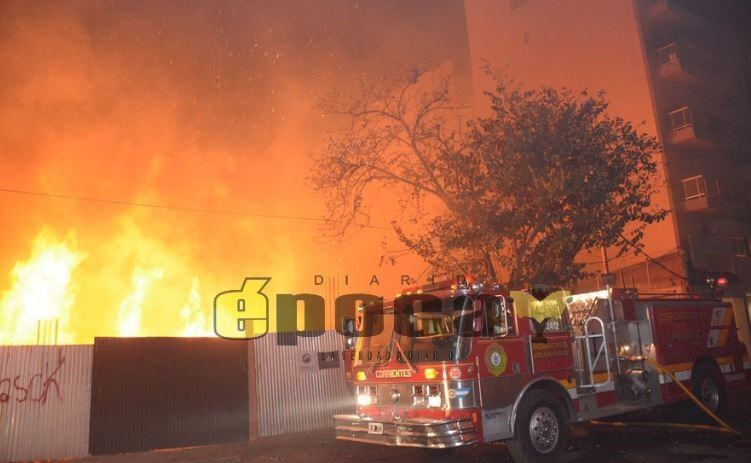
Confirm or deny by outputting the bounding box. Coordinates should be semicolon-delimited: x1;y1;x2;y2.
601;246;611;274
600;246;618;289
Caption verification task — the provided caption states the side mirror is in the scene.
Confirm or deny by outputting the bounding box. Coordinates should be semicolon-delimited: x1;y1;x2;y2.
342;318;355;337
342;318;356;349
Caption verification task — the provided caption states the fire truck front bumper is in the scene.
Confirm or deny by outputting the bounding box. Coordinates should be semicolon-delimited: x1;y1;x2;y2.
333;414;478;448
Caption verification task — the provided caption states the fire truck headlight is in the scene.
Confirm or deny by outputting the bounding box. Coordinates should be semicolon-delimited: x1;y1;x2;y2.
426;384;442;408
356;385;377;407
412;385;426;406
357;393;373;407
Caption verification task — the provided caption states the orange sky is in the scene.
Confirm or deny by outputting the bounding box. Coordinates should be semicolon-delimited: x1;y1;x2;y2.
465;0;680;279
0;0;471;343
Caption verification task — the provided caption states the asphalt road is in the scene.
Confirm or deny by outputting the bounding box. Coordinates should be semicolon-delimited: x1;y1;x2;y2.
64;408;751;463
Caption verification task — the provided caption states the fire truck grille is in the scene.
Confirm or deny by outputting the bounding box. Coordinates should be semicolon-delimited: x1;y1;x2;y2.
333;414;477;448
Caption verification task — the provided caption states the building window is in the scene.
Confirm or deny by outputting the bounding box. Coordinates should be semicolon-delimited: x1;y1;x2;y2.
681;175;707;200
731;237;750;257
668;106;693;132
510;0;528;12
656;43;679;66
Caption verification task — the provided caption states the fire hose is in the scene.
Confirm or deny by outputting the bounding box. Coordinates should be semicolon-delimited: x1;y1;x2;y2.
590;358;741;437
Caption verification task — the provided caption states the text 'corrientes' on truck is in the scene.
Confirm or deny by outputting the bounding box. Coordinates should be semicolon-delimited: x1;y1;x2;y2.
334;277;750;463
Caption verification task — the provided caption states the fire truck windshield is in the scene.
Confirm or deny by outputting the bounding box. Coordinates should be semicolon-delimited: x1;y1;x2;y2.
394;294;473;363
353;307;394;367
353;295;474;368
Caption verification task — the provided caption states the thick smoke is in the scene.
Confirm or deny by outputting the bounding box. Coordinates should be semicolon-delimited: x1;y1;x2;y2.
0;0;470;342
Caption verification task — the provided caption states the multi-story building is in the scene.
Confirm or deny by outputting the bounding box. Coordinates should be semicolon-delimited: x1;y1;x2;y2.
464;0;751;342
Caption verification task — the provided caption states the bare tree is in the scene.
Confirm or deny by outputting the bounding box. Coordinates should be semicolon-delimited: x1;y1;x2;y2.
310;68;666;286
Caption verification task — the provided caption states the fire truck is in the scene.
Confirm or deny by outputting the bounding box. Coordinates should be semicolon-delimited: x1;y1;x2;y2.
334;277;750;462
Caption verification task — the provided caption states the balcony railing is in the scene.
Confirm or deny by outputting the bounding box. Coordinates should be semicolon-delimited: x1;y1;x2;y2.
653;40;746;95
666;107;716;147
655;43;690;82
679;193;750;221
680;194;716;213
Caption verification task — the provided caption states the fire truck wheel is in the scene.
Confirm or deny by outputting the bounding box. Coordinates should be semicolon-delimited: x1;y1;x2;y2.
507;390;569;463
691;364;726;418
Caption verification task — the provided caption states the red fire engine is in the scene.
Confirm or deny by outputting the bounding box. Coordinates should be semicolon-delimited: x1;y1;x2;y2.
334;277;750;462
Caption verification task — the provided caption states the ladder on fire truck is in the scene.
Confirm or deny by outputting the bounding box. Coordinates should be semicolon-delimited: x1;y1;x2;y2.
572;294;621;393
574;316;612;389
569;289;706;420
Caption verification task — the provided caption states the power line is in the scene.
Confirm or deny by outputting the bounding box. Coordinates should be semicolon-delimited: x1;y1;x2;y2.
411;264;432;284
0;186;693;278
0;186;390;230
617;233;689;282
576;246;680;266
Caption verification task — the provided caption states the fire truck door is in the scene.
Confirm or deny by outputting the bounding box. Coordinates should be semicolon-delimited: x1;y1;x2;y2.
528;331;575;374
511;289;575;374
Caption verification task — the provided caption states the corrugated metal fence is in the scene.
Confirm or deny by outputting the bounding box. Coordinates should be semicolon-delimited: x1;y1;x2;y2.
0;345;92;462
89;337;249;455
0;332;353;461
252;331;353;437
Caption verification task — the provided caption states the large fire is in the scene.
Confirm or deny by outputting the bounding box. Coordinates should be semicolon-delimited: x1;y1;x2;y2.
0;229;82;345
116;267;166;337
0;226;216;345
179;278;208;337
0;2;462;345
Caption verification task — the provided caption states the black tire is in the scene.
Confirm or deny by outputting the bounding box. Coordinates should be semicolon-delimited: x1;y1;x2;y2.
507;390;569;463
690;363;726;419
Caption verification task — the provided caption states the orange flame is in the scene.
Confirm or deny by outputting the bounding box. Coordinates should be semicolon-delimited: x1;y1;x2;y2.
0;224;222;345
0;229;82;345
179;278;212;336
116;267;165;337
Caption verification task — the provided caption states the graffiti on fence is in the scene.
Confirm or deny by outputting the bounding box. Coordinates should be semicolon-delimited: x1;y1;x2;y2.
0;349;65;405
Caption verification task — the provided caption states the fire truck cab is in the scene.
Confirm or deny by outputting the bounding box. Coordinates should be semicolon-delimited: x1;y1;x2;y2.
334;278;750;462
